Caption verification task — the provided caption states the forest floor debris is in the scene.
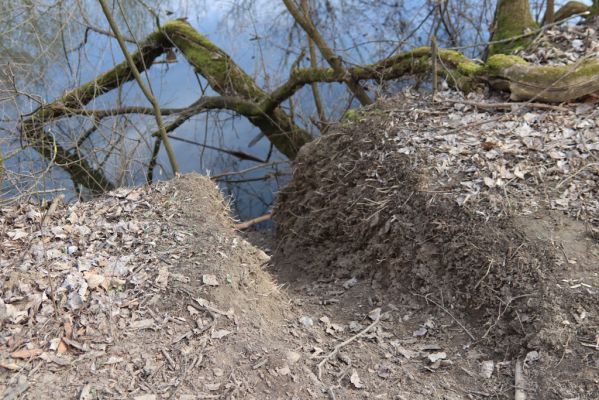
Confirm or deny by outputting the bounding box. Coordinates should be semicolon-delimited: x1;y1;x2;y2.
2;20;599;400
273;89;599;398
2;103;599;398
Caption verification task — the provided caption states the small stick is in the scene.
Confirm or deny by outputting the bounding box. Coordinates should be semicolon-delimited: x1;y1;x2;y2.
431;35;438;98
46;194;65;216
161;349;177;370
234;213;272;230
414;293;476;341
579;341;599;350
474;261;494;290
327;387;337;400
556;162;599;189
515;360;526;400
317;314;382;379
210;161;289;180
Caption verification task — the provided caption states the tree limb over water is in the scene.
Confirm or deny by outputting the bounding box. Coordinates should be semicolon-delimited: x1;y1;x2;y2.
20;12;599;193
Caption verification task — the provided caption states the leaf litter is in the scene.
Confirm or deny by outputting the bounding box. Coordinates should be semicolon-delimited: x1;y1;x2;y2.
273;84;599;399
0;175;302;398
2;21;599;400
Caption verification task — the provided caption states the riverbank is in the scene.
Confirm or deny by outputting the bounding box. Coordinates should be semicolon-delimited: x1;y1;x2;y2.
2;92;599;398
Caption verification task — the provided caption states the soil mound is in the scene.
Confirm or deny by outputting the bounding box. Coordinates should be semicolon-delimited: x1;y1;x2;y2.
273;94;599;396
274;107;548;348
0;174;298;398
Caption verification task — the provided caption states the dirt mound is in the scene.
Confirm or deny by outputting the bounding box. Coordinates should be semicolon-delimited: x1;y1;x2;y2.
0;174;301;398
273;95;599;396
3;103;598;399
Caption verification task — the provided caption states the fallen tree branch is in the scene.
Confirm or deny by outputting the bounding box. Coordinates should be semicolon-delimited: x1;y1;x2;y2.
20;19;599;193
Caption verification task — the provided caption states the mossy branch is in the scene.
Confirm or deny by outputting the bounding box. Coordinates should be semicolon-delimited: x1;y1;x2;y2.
161;20;313;159
20;19;599;194
282;0;373;106
555;1;591;22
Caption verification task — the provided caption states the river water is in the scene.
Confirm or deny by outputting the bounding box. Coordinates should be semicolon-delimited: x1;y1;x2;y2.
2;0;569;218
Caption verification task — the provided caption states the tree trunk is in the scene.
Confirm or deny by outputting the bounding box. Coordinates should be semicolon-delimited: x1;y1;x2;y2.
488;0;537;56
591;0;599;18
543;0;555;24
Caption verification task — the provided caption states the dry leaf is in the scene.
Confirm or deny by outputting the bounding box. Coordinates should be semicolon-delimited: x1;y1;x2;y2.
57;339;68;354
350;369;364;389
211;329;231;339
202;274;219;286
0;361;21;370
11;348;43;359
130;319;154;330
427;352;447;363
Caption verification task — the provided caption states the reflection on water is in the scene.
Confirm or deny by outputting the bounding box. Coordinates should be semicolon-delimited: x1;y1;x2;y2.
0;0;507;219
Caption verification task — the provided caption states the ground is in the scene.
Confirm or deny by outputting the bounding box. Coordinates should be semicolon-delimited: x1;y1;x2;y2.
2;92;598;398
270;90;599;399
2;23;599;400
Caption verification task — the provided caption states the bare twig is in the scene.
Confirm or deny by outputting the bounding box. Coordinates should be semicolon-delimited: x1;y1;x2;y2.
414;293;476;341
514;360;526;400
283;0;372;106
300;0;327;129
210;161;289;180
98;0;179;175
317;313;382;379
234;214;272;230
431;35;438;97
556;162;599;189
166;135;264;163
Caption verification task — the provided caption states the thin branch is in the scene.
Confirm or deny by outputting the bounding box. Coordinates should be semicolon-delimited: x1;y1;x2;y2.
414;293;476;341
283;0;372;106
210;161;289;180
147;136;162;183
166;135;265;163
99;0;179;174
301;0;327;128
234;213;272;230
317;313;382;379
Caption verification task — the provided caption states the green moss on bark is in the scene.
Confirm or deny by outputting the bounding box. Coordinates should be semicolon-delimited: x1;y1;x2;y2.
162;21;263;100
485;54;527;75
161;20;312;159
489;0;538;56
555;1;590;21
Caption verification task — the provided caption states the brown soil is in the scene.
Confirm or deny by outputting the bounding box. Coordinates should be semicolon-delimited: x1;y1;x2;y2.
271;99;599;399
2;100;599;399
1;176;301;399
